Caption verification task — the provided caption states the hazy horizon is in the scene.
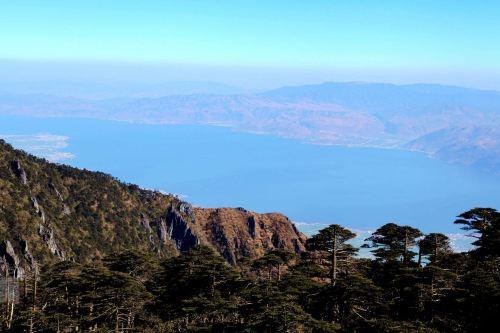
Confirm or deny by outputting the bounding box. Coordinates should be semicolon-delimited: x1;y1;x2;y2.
3;1;500;90
2;1;499;240
3;60;500;94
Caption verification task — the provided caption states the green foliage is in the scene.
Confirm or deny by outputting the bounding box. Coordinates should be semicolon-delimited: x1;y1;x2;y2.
418;233;451;265
364;223;423;265
306;224;357;285
0;139;178;270
151;245;243;330
455;207;500;258
4;210;500;332
252;249;295;281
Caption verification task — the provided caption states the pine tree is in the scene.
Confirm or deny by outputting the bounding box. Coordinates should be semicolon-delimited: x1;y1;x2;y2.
364;223;422;265
103;249;159;282
313;274;384;328
34;261;152;332
455;207;500;258
152;245;242;330
252;249;295;282
418;233;451;266
306;224;357;285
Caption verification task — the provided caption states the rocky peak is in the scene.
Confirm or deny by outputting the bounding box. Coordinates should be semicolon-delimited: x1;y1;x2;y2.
192;208;307;262
163;203;199;251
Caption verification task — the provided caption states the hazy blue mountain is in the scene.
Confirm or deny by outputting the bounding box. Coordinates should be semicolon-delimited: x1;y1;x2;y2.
1;82;499;171
263;82;500;116
405;126;500;172
0;81;247;99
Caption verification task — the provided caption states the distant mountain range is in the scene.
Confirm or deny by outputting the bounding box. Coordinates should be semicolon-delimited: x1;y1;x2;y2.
0;80;248;99
1;82;499;172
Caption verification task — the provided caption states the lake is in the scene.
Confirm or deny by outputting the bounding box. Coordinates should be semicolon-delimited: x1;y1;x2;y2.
1;115;499;248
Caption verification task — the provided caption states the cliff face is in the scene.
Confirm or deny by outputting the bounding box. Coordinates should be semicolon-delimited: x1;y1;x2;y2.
192;207;306;264
0;140;305;277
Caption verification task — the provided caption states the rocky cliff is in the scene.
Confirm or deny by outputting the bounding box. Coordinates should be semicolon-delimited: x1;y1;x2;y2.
0;140;305;277
191;207;306;264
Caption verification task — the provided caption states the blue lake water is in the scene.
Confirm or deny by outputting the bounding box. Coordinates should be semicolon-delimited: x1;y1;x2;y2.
1;115;499;241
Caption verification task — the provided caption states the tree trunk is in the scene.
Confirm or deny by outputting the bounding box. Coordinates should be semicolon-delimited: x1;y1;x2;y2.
8;288;15;329
29;268;38;333
115;307;120;333
23;277;27;307
404;229;409;265
5;268;9;326
211;272;216;297
417;246;422;267
75;295;80;332
29;317;34;333
331;231;337;285
32;268;37;311
434;234;439;263
127;310;132;330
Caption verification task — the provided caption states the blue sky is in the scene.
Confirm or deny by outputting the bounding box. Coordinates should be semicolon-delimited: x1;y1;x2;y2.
2;1;500;89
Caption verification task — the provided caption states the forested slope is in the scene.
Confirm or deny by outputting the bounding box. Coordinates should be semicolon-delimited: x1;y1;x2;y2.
0;139;305;277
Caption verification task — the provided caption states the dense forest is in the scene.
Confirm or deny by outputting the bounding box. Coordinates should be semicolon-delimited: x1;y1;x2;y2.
1;207;499;332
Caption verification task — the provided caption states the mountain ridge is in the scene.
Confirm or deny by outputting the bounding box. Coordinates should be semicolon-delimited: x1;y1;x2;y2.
0;140;306;277
1;81;499;171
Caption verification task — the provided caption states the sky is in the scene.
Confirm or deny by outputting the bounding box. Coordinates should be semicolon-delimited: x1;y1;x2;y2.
2;1;500;89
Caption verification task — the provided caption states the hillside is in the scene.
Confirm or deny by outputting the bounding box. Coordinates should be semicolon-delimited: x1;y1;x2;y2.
405;126;500;172
0;140;305;277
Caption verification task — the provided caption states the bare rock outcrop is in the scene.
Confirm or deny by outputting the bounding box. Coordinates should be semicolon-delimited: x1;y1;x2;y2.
163;205;199;251
10;159;27;185
48;182;64;201
31;196;46;223
38;225;65;259
192;208;307;262
0;241;24;278
19;239;36;271
0;239;37;279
